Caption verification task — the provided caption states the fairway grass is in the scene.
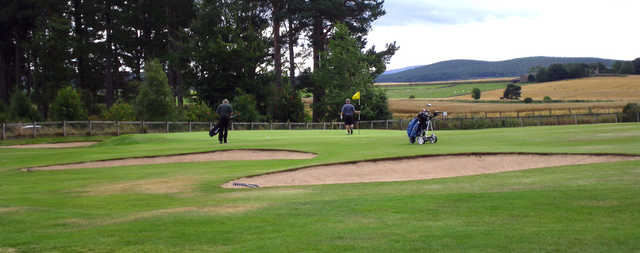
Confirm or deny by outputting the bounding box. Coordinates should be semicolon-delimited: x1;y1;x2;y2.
1;124;640;252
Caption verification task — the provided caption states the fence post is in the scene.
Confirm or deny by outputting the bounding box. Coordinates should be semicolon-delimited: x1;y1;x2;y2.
370;121;373;129
323;122;326;130
189;121;192;132
33;121;37;138
386;120;389;129
484;112;488;118
209;121;212;131
288;122;291;130
116;121;120;136
231;122;234;130
63;121;66;137
270;122;273;130
1;123;5;140
637;112;640;122
88;120;92;136
166;121;169;133
573;114;578;125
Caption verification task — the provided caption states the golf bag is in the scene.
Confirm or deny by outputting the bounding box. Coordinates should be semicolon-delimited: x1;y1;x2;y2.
407;111;439;144
209;124;220;137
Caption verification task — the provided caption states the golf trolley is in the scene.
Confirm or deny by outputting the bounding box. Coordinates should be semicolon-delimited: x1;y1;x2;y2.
407;112;439;144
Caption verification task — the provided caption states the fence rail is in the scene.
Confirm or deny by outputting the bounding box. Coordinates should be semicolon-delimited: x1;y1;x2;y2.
1;112;637;140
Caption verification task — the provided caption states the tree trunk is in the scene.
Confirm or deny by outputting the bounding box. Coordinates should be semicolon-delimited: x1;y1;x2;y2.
13;27;24;90
288;28;296;86
104;2;114;108
0;49;7;104
311;14;324;122
273;0;283;88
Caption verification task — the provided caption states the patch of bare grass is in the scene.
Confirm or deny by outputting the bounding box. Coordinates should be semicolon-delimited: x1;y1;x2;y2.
82;176;200;195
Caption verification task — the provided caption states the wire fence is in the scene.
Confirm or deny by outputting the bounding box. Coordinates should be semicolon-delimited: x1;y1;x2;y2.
1;112;637;140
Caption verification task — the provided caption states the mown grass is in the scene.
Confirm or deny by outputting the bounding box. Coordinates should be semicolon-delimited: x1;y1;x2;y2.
380;82;511;99
1;124;640;252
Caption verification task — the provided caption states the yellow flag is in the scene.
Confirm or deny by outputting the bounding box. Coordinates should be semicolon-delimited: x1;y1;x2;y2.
352;91;360;100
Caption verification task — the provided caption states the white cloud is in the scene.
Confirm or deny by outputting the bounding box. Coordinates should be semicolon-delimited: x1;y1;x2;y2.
368;0;640;70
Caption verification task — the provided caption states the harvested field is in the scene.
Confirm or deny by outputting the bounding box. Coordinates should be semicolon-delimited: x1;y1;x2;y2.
0;142;98;149
389;99;625;116
374;77;515;86
24;149;316;171
450;75;640;101
224;153;639;188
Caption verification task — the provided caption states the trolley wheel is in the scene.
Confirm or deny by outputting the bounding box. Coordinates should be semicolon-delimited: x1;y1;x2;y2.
417;136;426;144
430;135;438;144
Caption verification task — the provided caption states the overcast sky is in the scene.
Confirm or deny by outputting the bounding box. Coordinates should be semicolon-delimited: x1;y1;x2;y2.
366;0;640;70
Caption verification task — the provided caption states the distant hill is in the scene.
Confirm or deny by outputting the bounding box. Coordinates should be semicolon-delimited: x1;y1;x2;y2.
381;65;423;75
375;56;618;83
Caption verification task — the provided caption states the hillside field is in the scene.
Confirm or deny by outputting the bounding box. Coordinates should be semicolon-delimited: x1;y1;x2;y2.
379;82;511;99
1;124;640;252
450;75;640;101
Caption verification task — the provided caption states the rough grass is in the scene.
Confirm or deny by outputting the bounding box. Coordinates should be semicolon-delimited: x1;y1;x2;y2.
1;124;640;252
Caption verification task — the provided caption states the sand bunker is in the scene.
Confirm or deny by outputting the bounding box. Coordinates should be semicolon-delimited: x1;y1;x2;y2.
25;149;316;171
0;142;97;149
224;154;639;188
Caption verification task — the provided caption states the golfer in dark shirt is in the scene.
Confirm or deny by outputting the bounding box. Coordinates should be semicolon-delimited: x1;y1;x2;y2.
340;98;359;135
216;99;233;144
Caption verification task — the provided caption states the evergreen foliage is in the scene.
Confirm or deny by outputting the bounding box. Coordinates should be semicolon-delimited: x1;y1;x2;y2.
134;60;174;121
8;91;40;122
503;84;521;100
471;88;481;100
103;100;136;121
50;86;87;121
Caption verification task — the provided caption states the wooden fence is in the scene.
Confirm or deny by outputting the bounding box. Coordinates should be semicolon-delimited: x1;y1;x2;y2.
1;112;637;140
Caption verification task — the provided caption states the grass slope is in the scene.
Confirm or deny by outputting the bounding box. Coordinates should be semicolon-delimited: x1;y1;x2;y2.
1;124;640;252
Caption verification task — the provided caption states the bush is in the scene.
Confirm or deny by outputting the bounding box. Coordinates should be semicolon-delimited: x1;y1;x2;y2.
51;86;87;121
471;88;481;100
543;96;552;102
524;97;533;103
134;59;175;121
503;84;521;99
233;90;264;122
0;102;7;122
8;90;40;122
409;94;415;99
103;101;136;121
622;103;639;122
182;102;215;122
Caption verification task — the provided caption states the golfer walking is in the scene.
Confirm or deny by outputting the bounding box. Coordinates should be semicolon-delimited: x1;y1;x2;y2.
340;98;359;135
216;99;233;144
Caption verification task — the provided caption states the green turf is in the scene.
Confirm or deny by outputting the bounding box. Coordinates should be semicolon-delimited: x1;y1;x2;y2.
1;123;640;252
381;82;511;99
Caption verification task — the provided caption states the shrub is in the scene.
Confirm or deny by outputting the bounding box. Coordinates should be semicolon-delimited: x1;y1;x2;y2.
523;97;533;103
471;88;481;100
134;59;175;121
622;103;639;122
183;102;215;122
50;86;87;121
543;96;552;102
8;90;40;122
233;90;265;122
409;94;415;99
503;84;521;99
0;102;7;122
103;101;136;121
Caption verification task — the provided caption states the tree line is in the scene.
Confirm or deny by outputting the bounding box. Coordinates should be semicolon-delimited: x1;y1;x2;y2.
534;58;640;83
0;0;397;123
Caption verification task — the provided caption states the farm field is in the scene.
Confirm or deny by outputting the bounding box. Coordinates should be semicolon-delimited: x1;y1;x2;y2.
379;82;511;99
450;75;640;101
374;77;515;86
390;99;627;118
2;124;640;252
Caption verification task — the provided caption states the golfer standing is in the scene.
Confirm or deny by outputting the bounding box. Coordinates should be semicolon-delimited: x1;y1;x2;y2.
340;98;359;135
216;99;233;144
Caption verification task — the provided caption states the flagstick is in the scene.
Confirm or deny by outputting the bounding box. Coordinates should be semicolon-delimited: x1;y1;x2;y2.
358;98;361;135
